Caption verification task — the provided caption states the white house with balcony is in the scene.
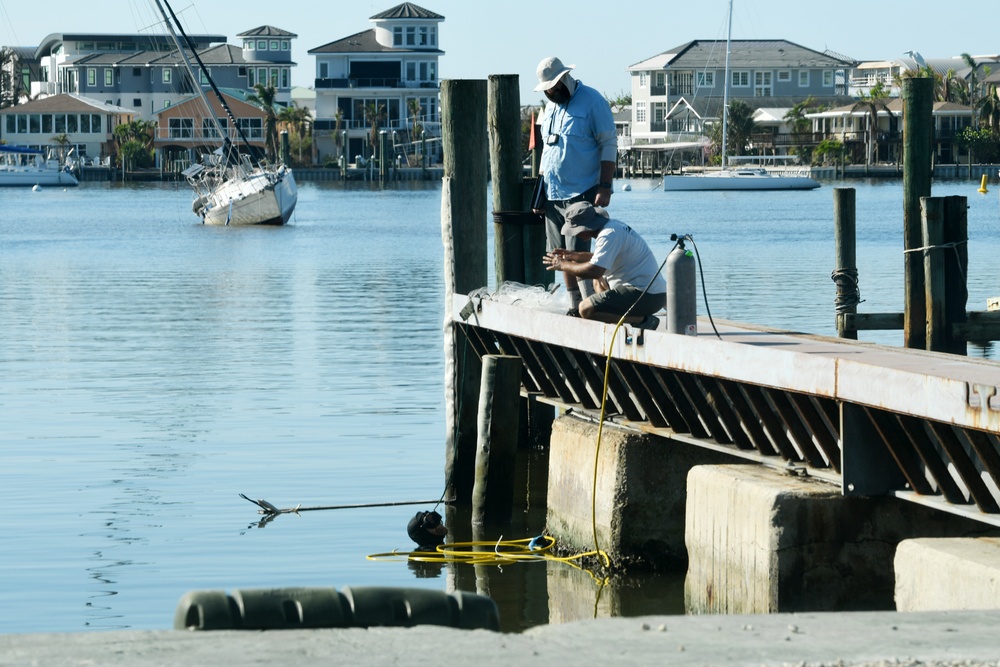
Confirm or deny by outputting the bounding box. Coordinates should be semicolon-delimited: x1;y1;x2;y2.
308;2;443;167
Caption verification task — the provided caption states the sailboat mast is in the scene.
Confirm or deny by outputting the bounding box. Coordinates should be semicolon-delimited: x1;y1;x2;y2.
149;0;228;147
720;0;733;170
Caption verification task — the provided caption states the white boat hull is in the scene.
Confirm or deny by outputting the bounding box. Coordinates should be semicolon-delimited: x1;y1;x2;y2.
0;167;79;187
663;169;819;191
200;168;297;226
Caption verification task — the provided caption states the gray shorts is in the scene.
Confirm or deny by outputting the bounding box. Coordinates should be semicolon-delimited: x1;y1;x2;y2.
590;285;666;317
544;185;600;253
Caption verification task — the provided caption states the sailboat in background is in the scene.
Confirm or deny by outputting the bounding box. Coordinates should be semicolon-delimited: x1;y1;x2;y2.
151;0;297;225
662;0;820;192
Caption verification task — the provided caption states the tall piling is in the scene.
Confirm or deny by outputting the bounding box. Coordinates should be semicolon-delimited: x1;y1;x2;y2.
442;79;489;504
902;77;933;350
833;187;858;339
488;75;526;286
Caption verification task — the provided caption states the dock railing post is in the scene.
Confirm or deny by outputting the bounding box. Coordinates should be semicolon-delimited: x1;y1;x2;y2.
902;77;933;350
833;187;858;339
922;197;947;353
442;79;489;504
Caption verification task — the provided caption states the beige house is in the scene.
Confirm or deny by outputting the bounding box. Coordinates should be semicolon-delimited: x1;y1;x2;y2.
0;92;133;163
153;91;267;171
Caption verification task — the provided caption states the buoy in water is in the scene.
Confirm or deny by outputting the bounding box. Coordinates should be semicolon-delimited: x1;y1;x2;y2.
622;183;632;191
31;184;41;192
978;174;989;194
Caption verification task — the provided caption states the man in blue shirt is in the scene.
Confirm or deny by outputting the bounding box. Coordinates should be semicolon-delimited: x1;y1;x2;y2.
532;56;618;315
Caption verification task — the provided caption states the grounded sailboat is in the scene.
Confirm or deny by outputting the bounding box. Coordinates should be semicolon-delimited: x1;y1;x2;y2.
151;0;296;225
662;0;819;192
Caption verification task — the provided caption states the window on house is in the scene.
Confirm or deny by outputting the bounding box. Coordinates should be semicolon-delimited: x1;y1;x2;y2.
133;67;141;76
319;62;328;79
798;71;809;87
731;71;750;87
237;117;263;139
823;70;834;87
80;114;91;133
754;71;772;96
200;69;209;85
636;101;646;123
133;98;141;107
5;115;14;134
270;40;279;50
29;114;40;133
639;72;647;88
419;27;429;46
696;71;715;87
777;71;791;82
163;68;171;83
202;117;228;139
67;114;78;132
88;68;96;86
257;40;267;50
282;41;289;50
169;118;193;138
406;27;416;46
406;62;416;81
42;114;52;133
257;68;267;85
92;114;101;132
280;68;289;88
269;68;278;86
393;27;403;46
105;69;113;86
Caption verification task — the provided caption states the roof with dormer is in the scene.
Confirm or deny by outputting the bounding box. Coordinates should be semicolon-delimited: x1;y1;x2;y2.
370;3;443;20
628;39;856;71
236;26;297;38
307;28;442;55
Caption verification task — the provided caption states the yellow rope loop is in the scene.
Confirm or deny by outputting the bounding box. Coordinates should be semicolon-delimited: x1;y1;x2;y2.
367;536;610;583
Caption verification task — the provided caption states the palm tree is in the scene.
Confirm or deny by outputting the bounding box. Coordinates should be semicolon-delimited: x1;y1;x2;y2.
977;83;1000;135
246;83;279;162
851;81;893;166
113;119;156;169
784;96;820;160
278;104;312;164
725;100;756;158
364;102;387;161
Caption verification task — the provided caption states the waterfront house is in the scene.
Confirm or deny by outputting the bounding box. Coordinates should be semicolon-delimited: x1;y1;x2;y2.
0;92;134;163
152;90;267;173
626;39;856;147
308;2;443;168
806;99;973;165
9;28;296;122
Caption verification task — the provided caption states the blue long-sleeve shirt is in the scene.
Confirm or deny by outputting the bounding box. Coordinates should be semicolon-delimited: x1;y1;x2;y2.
538;80;617;201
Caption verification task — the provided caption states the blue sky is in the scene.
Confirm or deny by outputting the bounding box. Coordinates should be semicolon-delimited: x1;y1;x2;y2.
2;0;997;104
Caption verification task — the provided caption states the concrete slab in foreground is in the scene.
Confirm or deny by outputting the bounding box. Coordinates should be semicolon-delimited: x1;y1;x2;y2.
4;610;1000;666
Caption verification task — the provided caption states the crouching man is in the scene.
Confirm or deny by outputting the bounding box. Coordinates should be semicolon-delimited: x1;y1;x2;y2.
543;201;666;329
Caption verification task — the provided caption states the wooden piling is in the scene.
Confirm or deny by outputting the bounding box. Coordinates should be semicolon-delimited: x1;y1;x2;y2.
488;75;526;286
922;197;947;353
944;195;968;354
902;77;933;350
833;188;858;339
442;79;489;504
472;355;522;526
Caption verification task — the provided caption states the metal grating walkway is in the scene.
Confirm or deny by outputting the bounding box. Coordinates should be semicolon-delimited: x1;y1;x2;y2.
453;296;1000;528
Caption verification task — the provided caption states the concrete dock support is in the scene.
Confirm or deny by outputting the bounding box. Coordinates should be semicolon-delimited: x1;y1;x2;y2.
684;465;997;615
545;416;737;569
895;538;1000;611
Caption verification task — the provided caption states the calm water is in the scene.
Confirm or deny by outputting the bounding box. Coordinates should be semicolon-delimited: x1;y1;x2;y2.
2;178;998;634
